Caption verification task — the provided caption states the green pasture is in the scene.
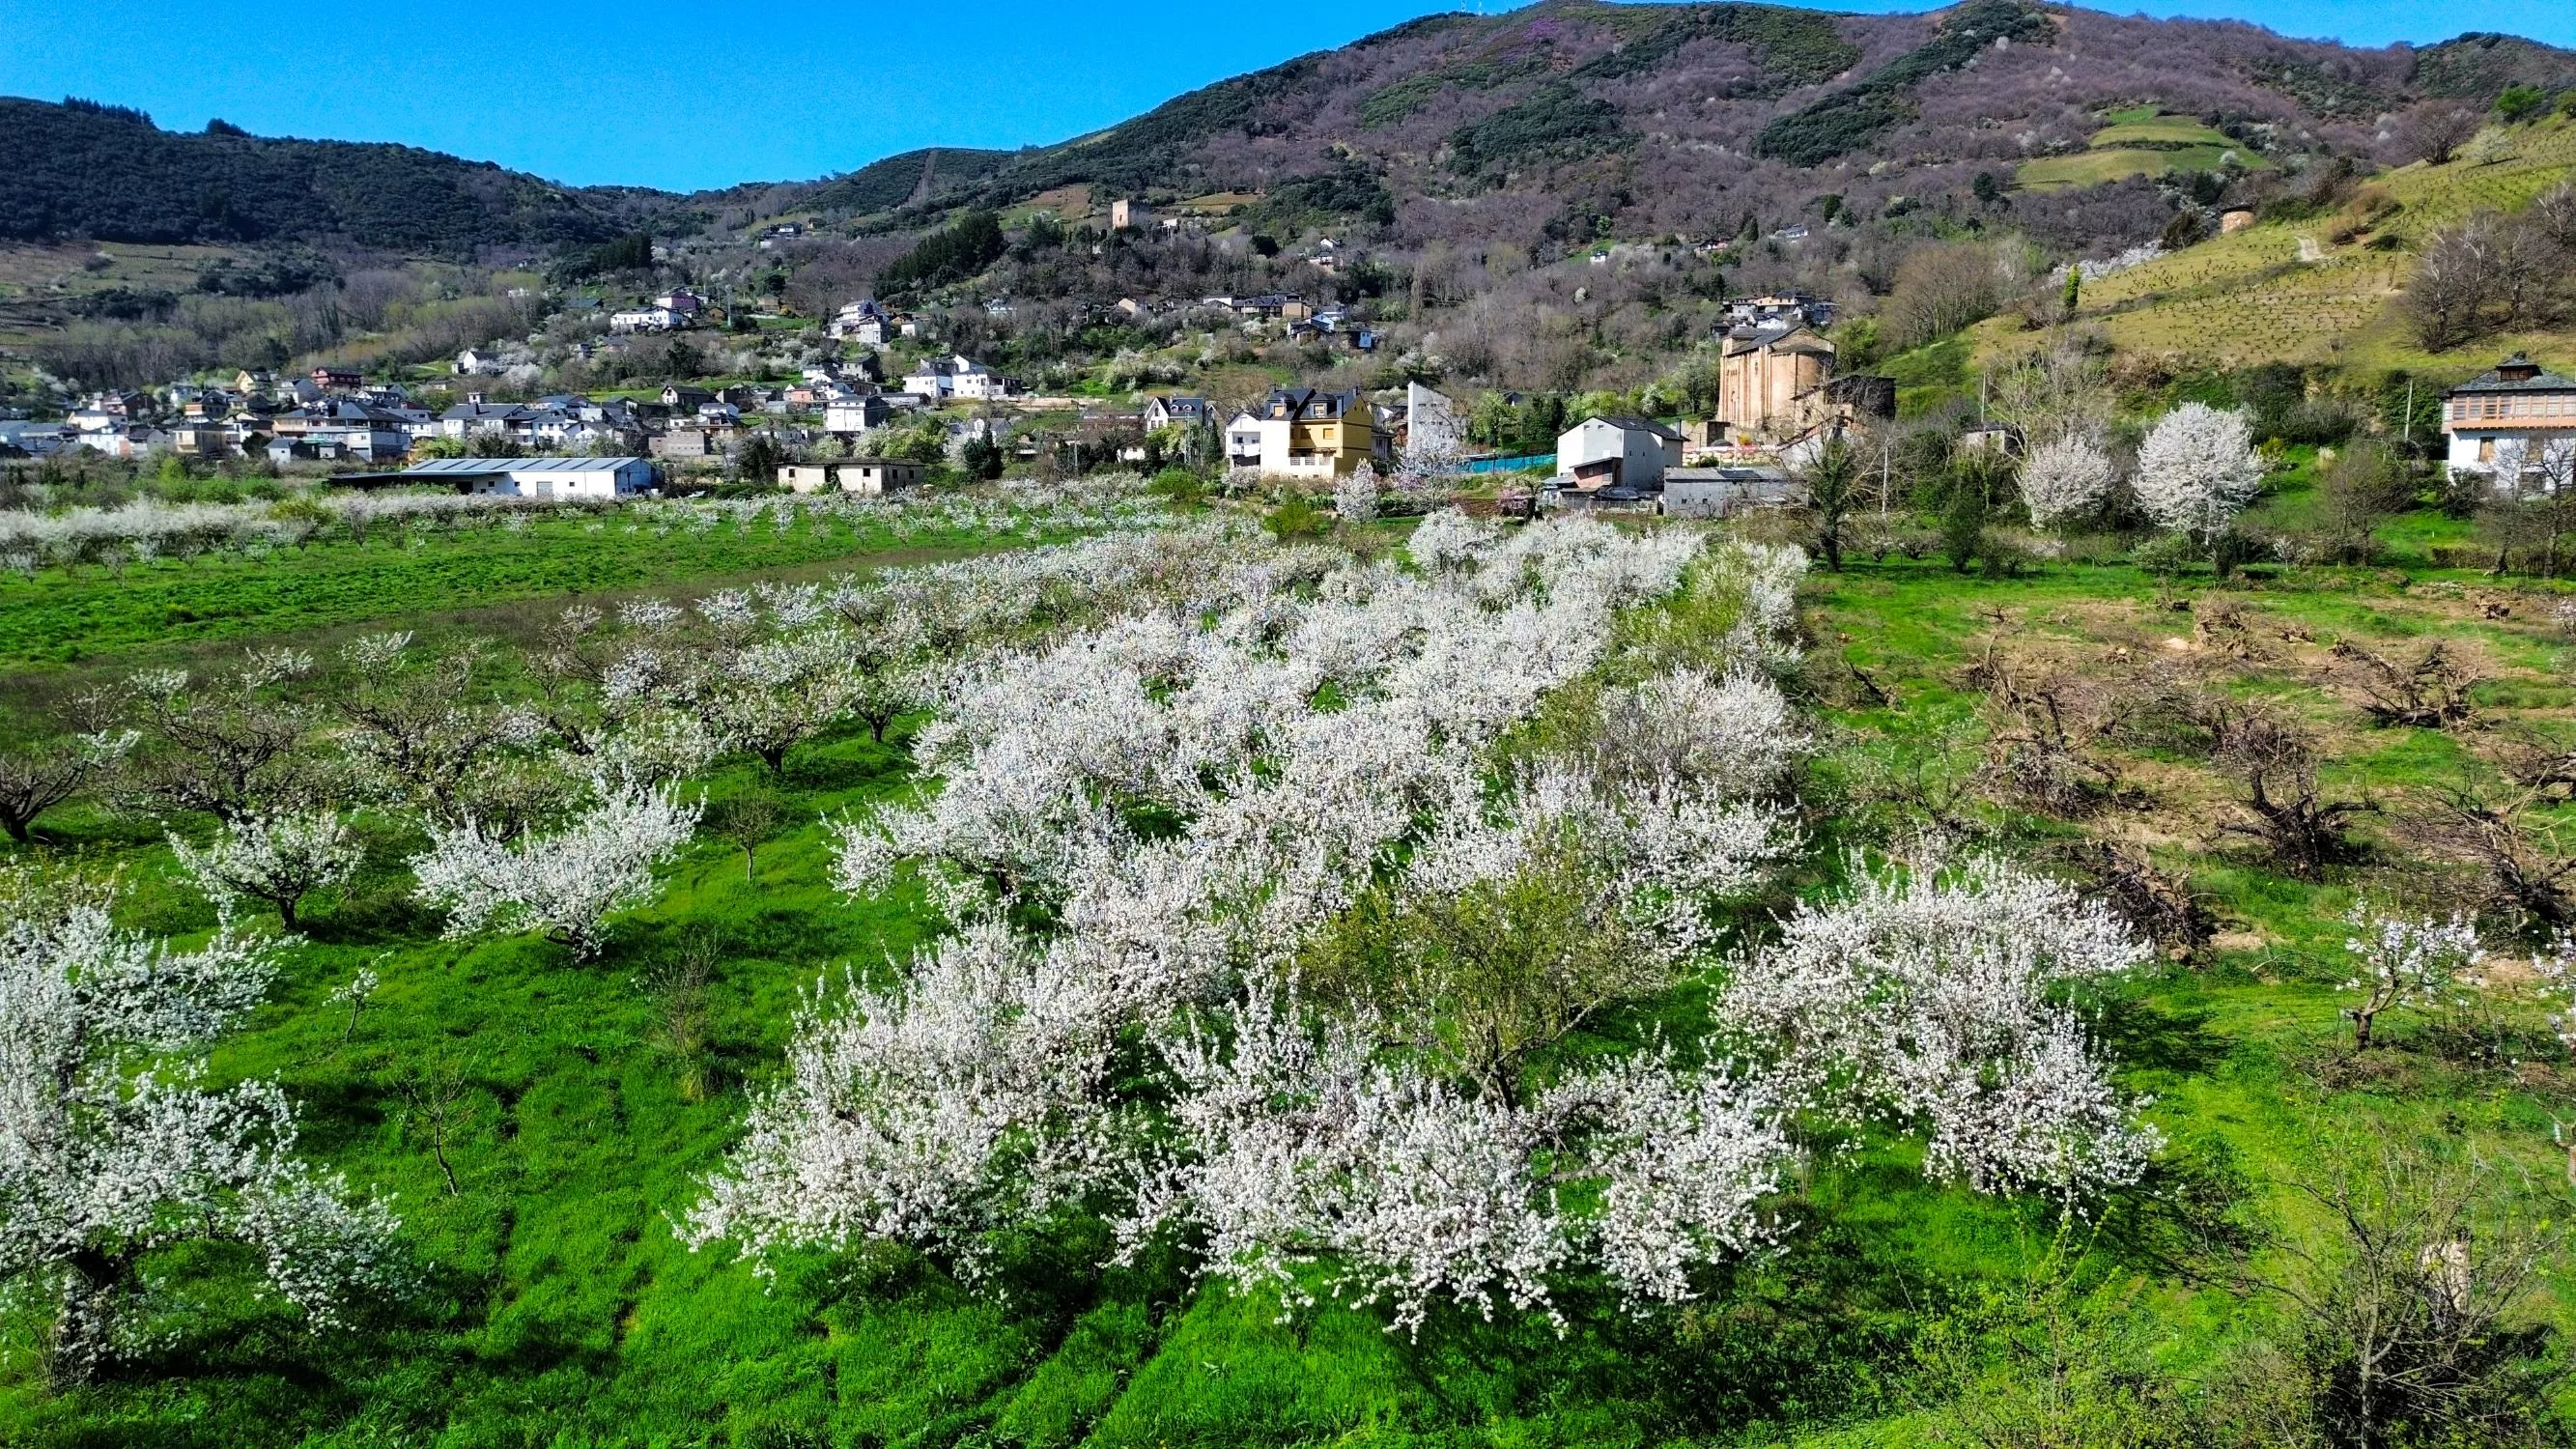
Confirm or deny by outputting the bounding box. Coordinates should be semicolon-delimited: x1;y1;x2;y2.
0;507;1077;676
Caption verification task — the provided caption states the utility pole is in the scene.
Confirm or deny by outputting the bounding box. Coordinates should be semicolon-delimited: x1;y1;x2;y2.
2402;377;2416;449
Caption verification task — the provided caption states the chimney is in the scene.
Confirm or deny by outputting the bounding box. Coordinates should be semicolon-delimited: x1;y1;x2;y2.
467;391;487;405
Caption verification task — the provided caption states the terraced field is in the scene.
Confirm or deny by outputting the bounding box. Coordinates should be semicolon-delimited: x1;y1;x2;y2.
1983;116;2576;373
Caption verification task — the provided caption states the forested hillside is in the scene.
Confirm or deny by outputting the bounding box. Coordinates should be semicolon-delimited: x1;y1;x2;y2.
0;98;668;253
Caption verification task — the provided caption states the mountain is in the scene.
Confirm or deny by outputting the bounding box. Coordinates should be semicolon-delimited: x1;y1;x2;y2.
782;1;2574;262
0;97;675;253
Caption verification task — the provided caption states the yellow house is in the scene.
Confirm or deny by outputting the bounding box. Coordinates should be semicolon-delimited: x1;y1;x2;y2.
1246;386;1386;479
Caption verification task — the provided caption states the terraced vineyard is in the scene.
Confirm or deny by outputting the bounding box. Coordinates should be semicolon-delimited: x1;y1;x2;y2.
1986;116;2576;372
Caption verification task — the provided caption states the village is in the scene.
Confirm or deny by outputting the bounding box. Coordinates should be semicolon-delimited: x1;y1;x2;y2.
0;249;1927;518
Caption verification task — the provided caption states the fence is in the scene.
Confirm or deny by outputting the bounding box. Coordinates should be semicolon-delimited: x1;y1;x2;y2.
1458;453;1556;475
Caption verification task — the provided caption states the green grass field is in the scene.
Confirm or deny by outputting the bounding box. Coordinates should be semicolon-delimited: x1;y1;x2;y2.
0;506;1100;676
2017;111;2263;192
4;503;2575;1446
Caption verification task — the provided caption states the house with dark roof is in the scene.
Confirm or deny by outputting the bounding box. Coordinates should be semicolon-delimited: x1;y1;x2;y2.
1235;386;1388;479
2445;354;2576;482
1143;395;1213;430
1556;415;1684;492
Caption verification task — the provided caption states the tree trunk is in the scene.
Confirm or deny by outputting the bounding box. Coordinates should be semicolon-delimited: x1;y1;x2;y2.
277;895;299;931
1;811;28;843
51;1247;130;1386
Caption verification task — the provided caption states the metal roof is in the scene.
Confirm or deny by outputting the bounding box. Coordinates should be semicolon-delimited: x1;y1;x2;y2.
382;456;648;474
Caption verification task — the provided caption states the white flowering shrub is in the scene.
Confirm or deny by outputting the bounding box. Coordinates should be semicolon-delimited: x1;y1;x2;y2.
410;778;701;957
0;883;400;1379
1335;467;1381;526
169;808;364;931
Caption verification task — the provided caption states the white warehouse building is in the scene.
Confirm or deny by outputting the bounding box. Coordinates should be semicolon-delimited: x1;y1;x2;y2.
336;456;657;498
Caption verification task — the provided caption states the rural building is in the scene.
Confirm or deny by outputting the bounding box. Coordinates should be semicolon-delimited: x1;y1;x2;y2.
902;355;1016;402
2444;355;2576;481
1663;466;1796;518
335;456;656;498
610;306;688;333
1556;415;1684;491
1111;199;1153;230
825;394;892;435
1716;325;1837;442
1404;383;1461;454
781;459;923;495
1236;387;1387;479
1143;395;1213;431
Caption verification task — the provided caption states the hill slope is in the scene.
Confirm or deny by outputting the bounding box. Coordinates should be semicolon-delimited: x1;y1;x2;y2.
0;98;671;253
785;1;2576;261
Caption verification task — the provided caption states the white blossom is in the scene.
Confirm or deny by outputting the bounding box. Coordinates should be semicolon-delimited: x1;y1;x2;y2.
410;778;701;957
2019;434;2116;529
168;808;364;931
1721;854;2160;1204
0;886;398;1378
2134;403;2263;541
1335;468;1380;526
2340;903;2480;1046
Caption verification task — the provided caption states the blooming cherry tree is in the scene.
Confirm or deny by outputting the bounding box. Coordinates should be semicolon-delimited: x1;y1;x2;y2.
0;881;400;1380
410;778;701;957
169;808;365;930
2018;435;2116;530
2340;904;2481;1047
2134;403;2263;544
1722;854;2161;1203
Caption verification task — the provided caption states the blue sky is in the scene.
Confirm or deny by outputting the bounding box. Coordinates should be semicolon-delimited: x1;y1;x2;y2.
3;0;2571;191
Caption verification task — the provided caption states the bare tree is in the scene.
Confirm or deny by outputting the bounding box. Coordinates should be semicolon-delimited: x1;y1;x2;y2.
118;651;332;822
2406;216;2497;351
2315;441;2411;566
2252;1140;2562;1449
2397;102;2482;166
0;711;133;843
2416;776;2576;931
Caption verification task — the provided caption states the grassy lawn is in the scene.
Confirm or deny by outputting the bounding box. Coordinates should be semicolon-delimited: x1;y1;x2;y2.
0;504;1100;678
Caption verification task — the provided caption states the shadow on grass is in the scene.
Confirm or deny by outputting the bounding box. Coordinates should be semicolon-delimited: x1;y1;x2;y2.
2092;993;2232;1077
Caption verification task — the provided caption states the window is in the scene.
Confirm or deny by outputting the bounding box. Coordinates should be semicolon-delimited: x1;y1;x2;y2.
2480;439;2496;463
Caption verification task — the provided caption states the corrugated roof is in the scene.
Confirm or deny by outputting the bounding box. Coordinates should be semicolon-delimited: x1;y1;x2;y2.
394;457;647;474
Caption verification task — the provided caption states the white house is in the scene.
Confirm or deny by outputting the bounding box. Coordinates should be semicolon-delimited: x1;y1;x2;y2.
829;299;892;344
1404;383;1460;455
1555;416;1683;491
609;306;688;334
453;348;508;377
825;395;892;435
2444;355;2576;483
900;355;1014;403
1225;411;1265;470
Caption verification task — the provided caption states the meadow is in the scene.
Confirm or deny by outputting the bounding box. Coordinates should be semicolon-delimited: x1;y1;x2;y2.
2;490;2573;1449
